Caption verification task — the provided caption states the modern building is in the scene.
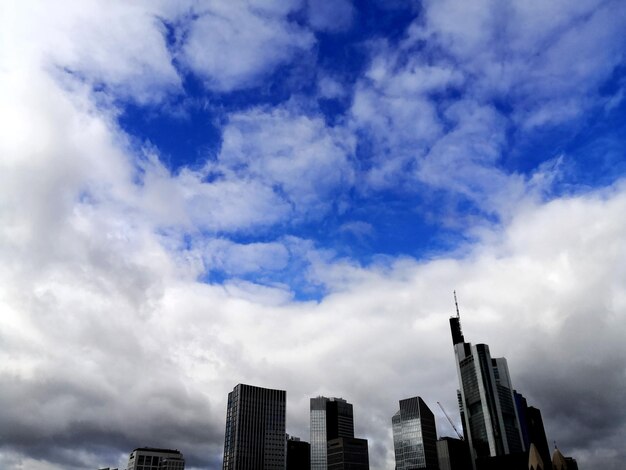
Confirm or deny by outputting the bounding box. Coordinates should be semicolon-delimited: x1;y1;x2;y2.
310;396;355;470
286;435;310;470
449;296;525;469
515;392;551;468
392;396;438;470
327;437;369;470
436;437;472;470
126;448;184;470
222;384;286;470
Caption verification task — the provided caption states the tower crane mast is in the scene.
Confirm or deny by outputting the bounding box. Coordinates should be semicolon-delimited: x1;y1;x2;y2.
437;401;464;441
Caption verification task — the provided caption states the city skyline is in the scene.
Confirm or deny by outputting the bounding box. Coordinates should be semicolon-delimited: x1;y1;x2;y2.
2;1;626;469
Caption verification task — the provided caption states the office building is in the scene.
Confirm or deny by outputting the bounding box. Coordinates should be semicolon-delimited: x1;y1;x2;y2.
436;437;472;470
515;392;551;468
310;396;354;470
392;396;438;470
286;435;310;470
449;296;525;468
126;448;184;470
327;437;369;470
222;384;286;470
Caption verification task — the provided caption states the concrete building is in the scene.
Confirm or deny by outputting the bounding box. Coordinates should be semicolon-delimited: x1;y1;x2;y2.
126;448;184;470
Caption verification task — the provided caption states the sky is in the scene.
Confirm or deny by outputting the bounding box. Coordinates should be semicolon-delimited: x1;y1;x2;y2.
1;0;625;469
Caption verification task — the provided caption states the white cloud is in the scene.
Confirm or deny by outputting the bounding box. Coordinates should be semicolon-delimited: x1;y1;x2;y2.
413;0;626;125
181;0;315;91
202;239;290;275
1;0;182;104
1;1;624;469
216;104;356;218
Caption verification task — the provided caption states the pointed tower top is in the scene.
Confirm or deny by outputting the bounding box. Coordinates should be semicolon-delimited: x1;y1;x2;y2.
449;291;465;345
552;444;567;470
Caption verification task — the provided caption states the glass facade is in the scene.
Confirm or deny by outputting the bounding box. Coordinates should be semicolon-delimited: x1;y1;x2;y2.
310;398;327;470
452;314;525;468
222;384;286;470
310;396;354;470
392;397;438;470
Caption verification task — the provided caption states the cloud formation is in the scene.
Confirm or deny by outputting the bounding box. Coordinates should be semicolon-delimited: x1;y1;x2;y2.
1;1;625;469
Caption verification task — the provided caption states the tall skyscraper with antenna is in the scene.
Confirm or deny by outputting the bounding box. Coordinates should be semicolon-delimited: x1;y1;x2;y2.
449;292;525;469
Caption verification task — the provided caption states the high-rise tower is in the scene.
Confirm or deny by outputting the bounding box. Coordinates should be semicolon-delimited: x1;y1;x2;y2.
449;293;525;469
392;396;438;470
310;397;354;470
310;397;356;470
222;384;286;470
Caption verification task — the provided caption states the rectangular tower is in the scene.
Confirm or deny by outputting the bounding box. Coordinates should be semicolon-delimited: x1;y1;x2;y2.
126;448;184;470
450;308;525;469
327;437;369;470
222;384;286;470
310;396;354;470
392;396;439;470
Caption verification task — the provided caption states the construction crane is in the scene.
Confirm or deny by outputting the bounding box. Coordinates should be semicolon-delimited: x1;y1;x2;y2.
437;401;464;441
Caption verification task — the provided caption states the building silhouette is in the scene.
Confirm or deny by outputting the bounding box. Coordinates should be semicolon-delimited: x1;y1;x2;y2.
392;397;438;470
436;437;472;470
327;437;369;470
449;296;525;469
515;392;551;468
310;396;355;470
222;384;286;470
125;448;184;470
286;435;310;470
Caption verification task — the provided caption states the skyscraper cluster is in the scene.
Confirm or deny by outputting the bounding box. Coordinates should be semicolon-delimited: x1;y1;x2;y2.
103;296;579;470
216;295;580;470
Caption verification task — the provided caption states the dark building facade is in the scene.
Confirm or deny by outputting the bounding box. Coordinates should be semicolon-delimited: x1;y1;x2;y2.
392;397;438;470
311;397;355;470
515;392;551;468
449;305;525;469
286;436;310;470
327;437;369;470
437;437;472;470
222;384;286;470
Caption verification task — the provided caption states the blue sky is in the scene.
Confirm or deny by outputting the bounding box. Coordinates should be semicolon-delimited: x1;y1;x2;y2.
1;1;626;469
113;0;626;300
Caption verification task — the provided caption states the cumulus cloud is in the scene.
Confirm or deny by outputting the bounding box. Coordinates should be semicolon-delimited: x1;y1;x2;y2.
215;104;356;219
1;0;182;104
346;0;626;222
1;1;625;469
181;0;315;91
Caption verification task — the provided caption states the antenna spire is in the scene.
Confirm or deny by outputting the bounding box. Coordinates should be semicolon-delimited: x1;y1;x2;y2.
454;290;460;318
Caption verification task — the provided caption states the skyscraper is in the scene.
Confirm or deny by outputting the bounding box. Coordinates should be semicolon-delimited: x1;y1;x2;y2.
310;396;354;470
392;396;439;470
222;384;286;470
449;296;525;469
